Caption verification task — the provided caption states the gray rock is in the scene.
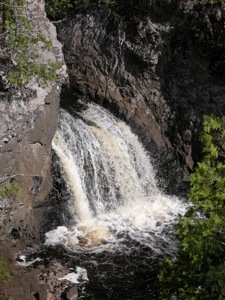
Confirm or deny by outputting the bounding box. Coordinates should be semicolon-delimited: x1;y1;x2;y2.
65;286;78;300
0;0;66;241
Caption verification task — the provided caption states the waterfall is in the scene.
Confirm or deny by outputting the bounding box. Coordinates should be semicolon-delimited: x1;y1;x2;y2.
45;103;186;253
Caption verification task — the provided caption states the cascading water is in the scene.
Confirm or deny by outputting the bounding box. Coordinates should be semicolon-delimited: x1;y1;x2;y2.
45;102;187;299
46;103;186;252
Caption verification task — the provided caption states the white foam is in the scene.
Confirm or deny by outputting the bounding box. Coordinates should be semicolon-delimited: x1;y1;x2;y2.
17;255;42;267
59;267;89;284
45;195;186;253
45;226;69;246
47;104;187;253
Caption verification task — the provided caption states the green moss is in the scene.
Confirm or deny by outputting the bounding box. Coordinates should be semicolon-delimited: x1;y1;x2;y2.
0;256;11;283
0;183;21;198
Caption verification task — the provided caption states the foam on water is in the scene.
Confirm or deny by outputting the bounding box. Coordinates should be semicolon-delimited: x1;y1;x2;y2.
59;267;89;284
16;255;43;267
46;103;187;254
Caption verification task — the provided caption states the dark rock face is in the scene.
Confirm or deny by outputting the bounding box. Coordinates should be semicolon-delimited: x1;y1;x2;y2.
58;4;171;151
57;0;225;191
158;0;225;166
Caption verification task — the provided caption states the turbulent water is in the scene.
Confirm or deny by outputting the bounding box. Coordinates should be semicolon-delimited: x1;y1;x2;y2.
46;103;186;251
45;102;187;299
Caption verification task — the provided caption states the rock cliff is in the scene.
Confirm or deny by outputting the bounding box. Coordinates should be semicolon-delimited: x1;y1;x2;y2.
0;0;66;243
0;1;68;298
1;0;225;298
56;0;225;189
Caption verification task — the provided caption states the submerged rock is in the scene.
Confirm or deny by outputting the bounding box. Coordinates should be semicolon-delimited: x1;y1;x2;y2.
61;285;78;300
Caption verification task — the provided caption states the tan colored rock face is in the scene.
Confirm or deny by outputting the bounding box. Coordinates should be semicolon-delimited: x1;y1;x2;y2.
0;0;66;241
0;85;60;239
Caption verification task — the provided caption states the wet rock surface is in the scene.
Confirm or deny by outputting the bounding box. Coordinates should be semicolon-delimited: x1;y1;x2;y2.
61;285;78;300
57;0;225;190
0;241;77;300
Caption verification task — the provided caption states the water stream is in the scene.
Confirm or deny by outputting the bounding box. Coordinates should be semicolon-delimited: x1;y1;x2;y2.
45;102;187;299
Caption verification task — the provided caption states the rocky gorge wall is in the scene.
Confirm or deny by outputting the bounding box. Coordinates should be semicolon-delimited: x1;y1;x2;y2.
0;0;224;299
0;0;66;244
1;0;224;246
0;1;70;298
56;0;225;190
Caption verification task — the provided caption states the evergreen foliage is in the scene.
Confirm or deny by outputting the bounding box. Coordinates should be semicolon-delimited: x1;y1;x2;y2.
0;0;61;87
158;115;225;300
46;0;117;19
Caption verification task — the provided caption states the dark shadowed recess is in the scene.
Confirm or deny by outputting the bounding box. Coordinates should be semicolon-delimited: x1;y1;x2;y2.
156;1;225;164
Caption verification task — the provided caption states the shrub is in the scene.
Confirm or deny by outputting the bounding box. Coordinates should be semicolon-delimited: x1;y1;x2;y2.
45;0;117;19
0;0;61;87
158;115;225;299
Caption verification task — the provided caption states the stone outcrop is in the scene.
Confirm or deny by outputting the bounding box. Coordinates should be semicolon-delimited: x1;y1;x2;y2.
0;1;67;298
0;250;77;300
158;0;225;167
56;0;225;189
0;0;66;243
